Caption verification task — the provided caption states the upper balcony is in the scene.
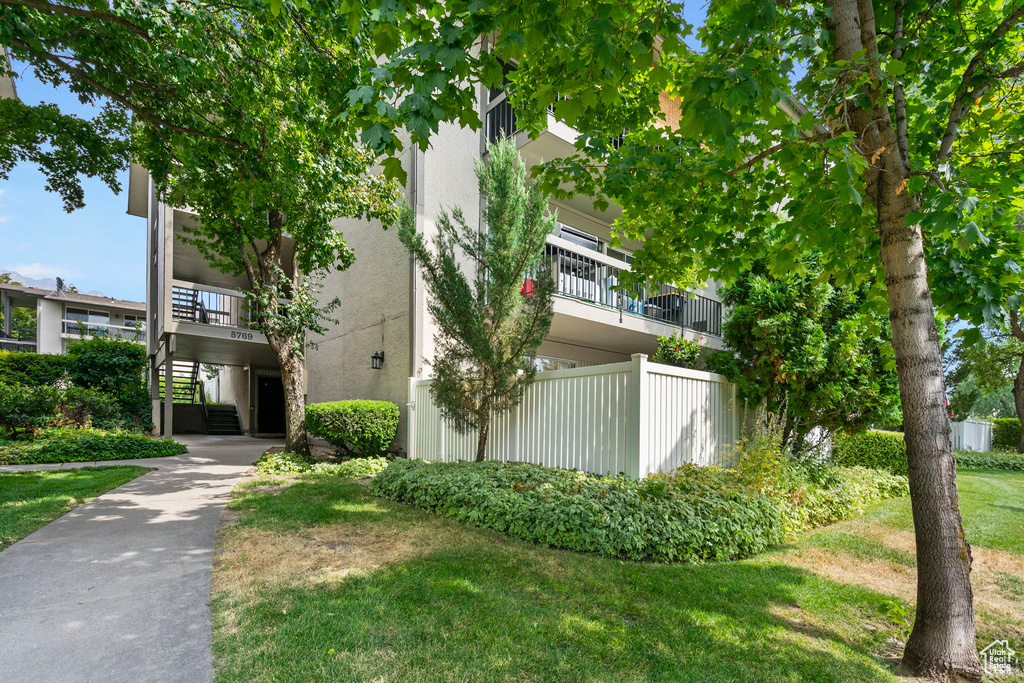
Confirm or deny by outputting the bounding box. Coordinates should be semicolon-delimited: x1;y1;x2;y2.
538;235;722;338
61;320;146;343
0;328;37;353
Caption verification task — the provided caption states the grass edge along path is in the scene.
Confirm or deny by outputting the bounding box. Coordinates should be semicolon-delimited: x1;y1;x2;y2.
0;465;151;550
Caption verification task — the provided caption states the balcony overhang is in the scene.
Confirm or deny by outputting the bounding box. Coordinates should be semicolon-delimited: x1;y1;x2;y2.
127;163;148;218
163;321;277;367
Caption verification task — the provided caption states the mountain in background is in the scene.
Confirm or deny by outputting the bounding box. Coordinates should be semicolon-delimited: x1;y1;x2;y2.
0;270;106;297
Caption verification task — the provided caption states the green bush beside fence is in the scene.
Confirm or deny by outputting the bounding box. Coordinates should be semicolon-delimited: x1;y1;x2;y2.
990;418;1021;451
955;450;1024;471
370;459;907;563
305;400;399;456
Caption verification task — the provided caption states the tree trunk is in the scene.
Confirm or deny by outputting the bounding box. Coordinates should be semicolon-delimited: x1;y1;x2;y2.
475;411;490;462
1008;312;1024;453
827;1;982;679
273;340;309;457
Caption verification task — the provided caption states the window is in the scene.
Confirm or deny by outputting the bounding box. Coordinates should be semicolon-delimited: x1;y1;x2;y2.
556;223;601;252
65;308;110;335
606;247;635;265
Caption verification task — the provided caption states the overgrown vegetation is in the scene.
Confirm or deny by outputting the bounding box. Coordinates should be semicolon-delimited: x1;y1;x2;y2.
0;428;187;465
370;459;906;563
954;450;1024;472
305;400;399;456
0;466;149;550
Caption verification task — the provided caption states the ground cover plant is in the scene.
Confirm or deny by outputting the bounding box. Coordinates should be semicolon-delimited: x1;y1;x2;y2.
369;460;906;562
0;428;187;465
0;466;149;550
210;468;1023;683
252;452;390;478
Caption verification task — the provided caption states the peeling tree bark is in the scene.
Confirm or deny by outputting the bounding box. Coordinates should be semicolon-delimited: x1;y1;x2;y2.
826;0;982;679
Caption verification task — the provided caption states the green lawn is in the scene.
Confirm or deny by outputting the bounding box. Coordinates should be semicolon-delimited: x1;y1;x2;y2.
0;466;150;550
211;469;1024;683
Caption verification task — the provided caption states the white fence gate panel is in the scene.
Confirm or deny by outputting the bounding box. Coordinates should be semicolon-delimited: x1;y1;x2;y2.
408;354;741;476
951;419;993;452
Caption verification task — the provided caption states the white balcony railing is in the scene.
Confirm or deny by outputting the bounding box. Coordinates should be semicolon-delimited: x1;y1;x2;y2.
62;320;147;342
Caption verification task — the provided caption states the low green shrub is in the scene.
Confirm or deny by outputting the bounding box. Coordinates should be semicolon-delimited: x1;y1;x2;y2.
371;460;785;562
0;383;62;437
955;450;1024;471
651;332;701;369
306;400;399;456
833;429;907;474
253;451;391;478
990;418;1021;450
310;457;390;478
253;452;312;475
0;427;187;465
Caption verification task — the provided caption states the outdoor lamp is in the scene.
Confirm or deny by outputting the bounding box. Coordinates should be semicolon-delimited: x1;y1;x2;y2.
371;351;385;370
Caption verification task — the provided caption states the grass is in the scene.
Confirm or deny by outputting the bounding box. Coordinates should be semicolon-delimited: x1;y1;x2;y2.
0;465;150;550
211;470;1024;683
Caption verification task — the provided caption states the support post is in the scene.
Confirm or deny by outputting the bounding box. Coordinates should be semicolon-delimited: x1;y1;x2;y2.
626;353;649;478
163;350;174;437
407;377;417;459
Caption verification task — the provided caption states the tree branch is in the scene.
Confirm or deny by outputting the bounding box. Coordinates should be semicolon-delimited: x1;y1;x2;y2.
936;2;1024;163
0;0;151;39
7;37;246;147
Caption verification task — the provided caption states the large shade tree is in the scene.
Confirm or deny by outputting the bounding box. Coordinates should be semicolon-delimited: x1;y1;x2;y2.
133;13;399;456
332;0;1024;679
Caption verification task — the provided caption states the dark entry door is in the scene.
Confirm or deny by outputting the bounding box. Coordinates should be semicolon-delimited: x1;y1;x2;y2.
256;376;286;434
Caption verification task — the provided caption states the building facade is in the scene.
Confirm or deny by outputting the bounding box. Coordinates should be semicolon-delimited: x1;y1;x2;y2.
129;81;724;446
0;282;146;355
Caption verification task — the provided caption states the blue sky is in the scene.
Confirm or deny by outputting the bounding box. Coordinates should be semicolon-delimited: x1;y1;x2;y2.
1;62;145;300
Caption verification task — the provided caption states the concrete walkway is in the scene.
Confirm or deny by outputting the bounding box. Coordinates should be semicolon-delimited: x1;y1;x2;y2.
0;435;279;683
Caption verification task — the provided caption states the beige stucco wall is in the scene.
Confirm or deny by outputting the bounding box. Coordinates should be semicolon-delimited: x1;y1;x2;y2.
35;299;63;354
219;365;251;433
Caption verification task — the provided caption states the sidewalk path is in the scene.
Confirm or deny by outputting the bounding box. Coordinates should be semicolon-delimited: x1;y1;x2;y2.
0;435;277;683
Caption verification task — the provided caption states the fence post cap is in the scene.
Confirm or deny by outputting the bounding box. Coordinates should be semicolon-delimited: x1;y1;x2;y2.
631;353;648;360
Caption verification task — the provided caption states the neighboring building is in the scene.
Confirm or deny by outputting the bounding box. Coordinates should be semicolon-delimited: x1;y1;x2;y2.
128;77;724;445
0;282;146;354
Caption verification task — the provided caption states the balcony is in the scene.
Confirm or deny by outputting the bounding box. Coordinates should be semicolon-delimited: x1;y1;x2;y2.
171;286;254;329
62;321;147;343
537;237;722;337
0;328;37;353
485;95;626;149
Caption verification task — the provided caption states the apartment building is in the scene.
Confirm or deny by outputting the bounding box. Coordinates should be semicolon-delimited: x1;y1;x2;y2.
0;282;145;354
129;79;724;446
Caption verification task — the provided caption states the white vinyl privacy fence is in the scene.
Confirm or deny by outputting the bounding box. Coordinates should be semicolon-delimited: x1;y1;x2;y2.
951;419;993;452
407;354;742;477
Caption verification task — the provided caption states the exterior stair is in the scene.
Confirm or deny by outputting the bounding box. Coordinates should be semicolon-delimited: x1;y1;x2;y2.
204;404;243;435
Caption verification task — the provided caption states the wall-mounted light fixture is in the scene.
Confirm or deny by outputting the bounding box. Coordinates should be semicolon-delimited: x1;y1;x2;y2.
371;351;385;370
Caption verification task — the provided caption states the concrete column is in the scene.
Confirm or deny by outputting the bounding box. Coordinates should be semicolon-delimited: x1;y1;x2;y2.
163;352;174;437
150;357;161;435
1;291;10;337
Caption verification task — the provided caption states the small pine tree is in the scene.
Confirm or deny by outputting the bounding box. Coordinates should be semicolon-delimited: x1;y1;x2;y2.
399;138;555;461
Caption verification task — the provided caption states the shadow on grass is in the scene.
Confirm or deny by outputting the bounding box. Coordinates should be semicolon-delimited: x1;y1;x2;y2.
214;477;903;683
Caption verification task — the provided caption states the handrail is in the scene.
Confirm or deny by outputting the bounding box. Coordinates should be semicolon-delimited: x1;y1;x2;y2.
61;320;146;341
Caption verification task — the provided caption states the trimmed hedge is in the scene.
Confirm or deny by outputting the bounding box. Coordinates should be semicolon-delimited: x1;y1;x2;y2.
990;418;1021;451
253;451;390;478
0;427;187;465
0;384;62;437
0;352;71;386
955;450;1024;471
306;400;399;456
372;460;787;562
833;429;907;474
